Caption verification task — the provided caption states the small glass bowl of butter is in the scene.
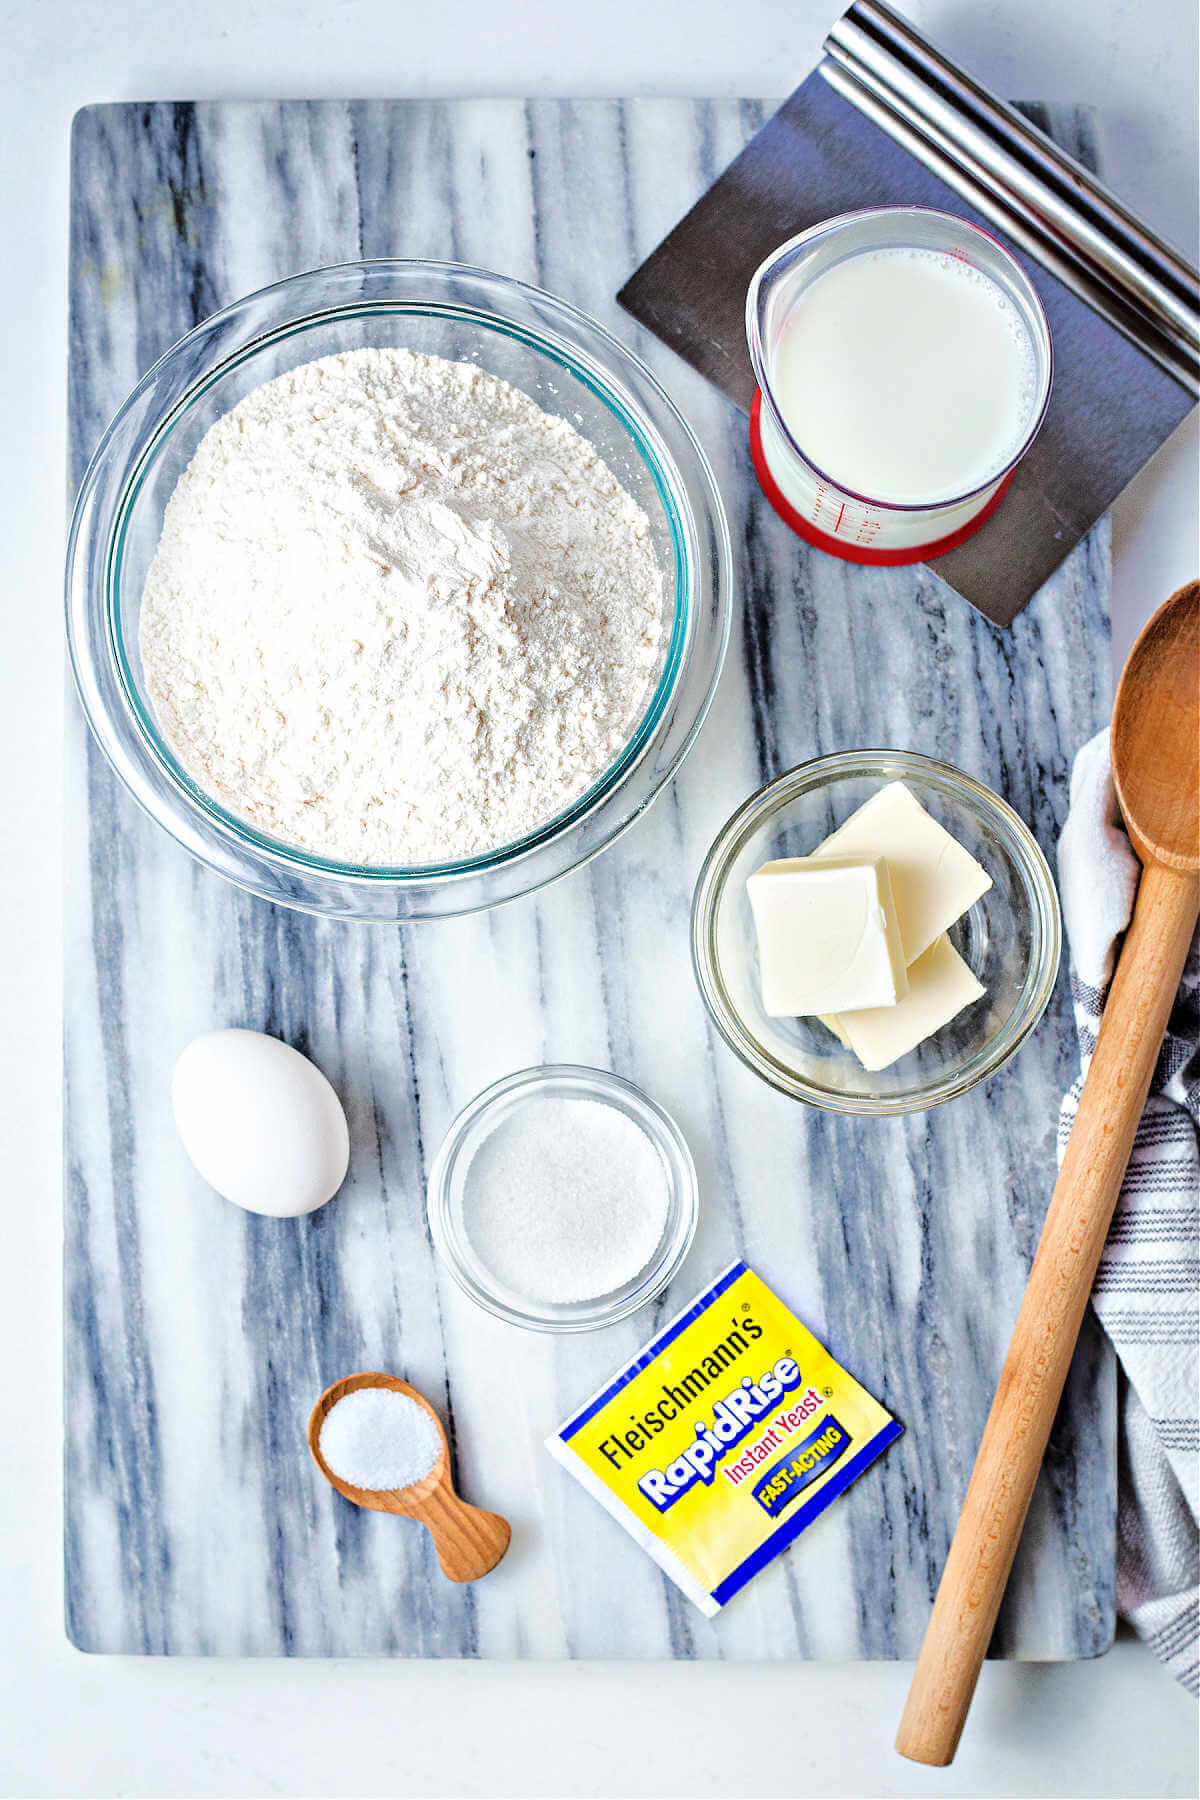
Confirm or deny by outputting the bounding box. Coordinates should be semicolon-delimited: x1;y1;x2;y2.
691;751;1061;1113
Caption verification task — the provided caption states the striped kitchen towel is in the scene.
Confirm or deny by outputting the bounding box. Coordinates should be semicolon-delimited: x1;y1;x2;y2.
1057;728;1199;1694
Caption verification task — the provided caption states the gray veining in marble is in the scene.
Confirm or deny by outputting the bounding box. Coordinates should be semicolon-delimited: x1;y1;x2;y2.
66;99;1115;1658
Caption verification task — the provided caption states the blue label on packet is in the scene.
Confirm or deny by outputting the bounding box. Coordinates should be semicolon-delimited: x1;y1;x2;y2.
751;1415;851;1517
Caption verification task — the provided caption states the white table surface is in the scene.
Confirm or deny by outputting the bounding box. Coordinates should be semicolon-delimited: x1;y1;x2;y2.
2;1;1196;1794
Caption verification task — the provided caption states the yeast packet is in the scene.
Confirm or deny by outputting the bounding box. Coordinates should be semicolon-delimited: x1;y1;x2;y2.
546;1260;901;1616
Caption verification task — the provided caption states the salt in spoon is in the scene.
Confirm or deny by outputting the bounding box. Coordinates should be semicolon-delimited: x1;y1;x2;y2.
308;1371;511;1582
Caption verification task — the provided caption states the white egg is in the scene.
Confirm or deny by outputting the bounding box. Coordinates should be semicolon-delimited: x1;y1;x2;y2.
171;1029;350;1217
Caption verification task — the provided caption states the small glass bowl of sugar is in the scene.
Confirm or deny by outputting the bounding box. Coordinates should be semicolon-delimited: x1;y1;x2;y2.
428;1065;699;1331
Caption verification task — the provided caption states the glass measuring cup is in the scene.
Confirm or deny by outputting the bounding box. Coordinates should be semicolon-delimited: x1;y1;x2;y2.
746;208;1052;565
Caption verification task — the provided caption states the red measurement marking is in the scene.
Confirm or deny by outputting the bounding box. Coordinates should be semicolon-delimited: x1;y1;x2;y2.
834;502;846;533
748;391;1013;566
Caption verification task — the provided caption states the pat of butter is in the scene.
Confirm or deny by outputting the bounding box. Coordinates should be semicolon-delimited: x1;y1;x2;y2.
811;782;991;965
747;855;908;1017
820;934;985;1071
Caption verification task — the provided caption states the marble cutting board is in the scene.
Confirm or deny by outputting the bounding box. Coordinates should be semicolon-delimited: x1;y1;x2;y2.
66;99;1116;1658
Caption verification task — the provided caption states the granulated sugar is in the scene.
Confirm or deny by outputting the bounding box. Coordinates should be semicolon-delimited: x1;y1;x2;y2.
461;1096;671;1305
139;348;665;866
319;1387;442;1492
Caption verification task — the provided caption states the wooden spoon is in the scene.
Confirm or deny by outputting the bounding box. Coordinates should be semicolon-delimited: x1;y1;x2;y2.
307;1371;511;1582
897;579;1199;1766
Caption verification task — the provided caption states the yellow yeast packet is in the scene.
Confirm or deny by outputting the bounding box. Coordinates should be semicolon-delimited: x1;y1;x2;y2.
546;1261;901;1616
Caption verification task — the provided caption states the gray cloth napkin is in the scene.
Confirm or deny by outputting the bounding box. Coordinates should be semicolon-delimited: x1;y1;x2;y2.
1057;728;1200;1692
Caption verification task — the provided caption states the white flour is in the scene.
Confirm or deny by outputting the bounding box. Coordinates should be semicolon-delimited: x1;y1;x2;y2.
140;348;665;865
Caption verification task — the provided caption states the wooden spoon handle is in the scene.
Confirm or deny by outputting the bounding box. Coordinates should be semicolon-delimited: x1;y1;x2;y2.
897;859;1200;1767
417;1482;512;1583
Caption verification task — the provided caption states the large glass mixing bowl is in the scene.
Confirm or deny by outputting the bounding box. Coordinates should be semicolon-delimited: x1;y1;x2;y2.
66;261;732;920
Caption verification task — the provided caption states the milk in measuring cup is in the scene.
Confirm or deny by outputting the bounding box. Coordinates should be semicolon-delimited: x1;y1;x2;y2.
770;247;1038;507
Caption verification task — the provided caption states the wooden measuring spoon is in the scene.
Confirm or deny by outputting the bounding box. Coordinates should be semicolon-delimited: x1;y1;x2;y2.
307;1372;511;1582
897;579;1199;1766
